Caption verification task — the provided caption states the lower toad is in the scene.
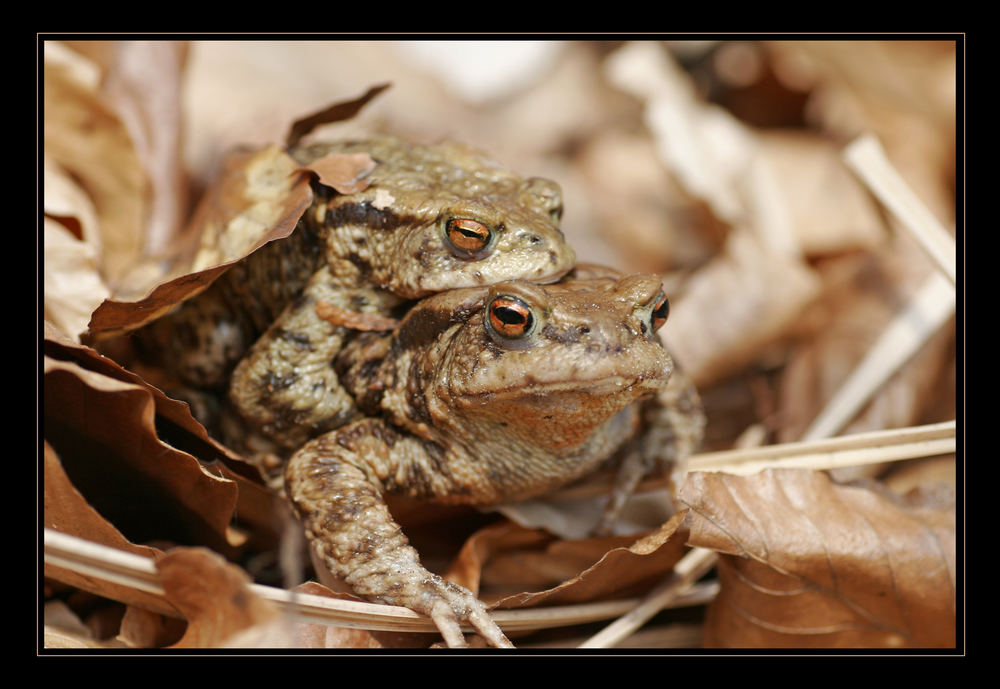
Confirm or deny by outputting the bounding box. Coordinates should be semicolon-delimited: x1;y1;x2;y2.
285;267;704;647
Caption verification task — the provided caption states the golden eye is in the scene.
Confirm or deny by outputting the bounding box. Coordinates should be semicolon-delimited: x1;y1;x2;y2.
650;292;670;332
488;296;534;339
446;218;492;254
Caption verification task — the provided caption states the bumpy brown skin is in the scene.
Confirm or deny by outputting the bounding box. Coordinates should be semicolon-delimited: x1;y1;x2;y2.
143;136;575;457
285;271;705;647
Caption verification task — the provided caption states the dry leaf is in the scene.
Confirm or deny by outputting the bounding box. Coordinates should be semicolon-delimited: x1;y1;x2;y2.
484;512;689;609
44;601;99;649
43;356;240;554
664;228;821;387
284;83;390;149
605;41;756;226
44;219;112;342
754;131;886;256
116;605;186;648
43;441;174;616
301;151;377;195
86;144;314;337
43;42;150;287
44;321;255;476
574;130;724;273
96;40;189;257
157;547;278;648
679;469;955;648
777;253;956;445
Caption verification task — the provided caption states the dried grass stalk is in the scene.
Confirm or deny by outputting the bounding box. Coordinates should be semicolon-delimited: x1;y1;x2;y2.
42;528;717;636
844;134;957;285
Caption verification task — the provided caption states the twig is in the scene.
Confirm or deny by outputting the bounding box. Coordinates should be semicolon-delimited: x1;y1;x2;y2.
550;421;956;501
578;547;718;648
689;420;955;476
844;133;957;285
42;528;716;636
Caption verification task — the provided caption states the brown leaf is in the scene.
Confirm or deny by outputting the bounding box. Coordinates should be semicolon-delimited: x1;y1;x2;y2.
44;43;149;286
456;512;689;609
44;322;254;474
44;355;240;554
302;151;377;195
116;605;186;648
284;83;391;149
43;441;175;617
97;41;190;257
664;229;822;387
755;131;885;256
679;469;955;648
86;143;314;338
157;547;278;648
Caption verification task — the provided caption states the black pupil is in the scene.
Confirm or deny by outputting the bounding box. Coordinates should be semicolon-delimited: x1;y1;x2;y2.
495;306;527;326
654;299;669;321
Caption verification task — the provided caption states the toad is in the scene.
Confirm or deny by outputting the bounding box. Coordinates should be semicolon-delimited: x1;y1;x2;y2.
285;266;704;648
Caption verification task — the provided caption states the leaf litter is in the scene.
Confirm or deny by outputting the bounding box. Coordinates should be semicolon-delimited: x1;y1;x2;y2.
41;39;959;650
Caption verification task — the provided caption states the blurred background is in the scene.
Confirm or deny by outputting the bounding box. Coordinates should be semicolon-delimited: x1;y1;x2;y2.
42;38;960;649
44;38;958;449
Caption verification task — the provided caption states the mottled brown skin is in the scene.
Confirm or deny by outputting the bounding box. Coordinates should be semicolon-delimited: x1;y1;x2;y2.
285;270;705;647
141;136;575;457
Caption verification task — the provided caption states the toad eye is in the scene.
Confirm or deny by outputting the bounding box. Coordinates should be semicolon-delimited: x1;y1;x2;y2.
487;296;534;339
650;292;670;332
446;218;493;255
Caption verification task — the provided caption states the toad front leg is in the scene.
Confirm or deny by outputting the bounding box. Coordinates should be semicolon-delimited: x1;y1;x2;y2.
596;365;705;535
228;266;403;456
285;417;513;649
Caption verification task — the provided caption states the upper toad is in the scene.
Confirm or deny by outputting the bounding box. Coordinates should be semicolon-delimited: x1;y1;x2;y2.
140;136;576;454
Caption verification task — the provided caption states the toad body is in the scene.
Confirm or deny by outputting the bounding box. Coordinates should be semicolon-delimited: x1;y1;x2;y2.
285;267;705;648
141;136;575;456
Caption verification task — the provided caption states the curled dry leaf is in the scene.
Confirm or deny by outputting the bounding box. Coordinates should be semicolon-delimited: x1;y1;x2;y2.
96;40;190;257
44;441;175;616
156;547;278;648
43;355;240;557
283;82;391;149
44;219;111;342
301;151;377;195
679;468;955;648
451;512;689;610
664;228;822;387
86;144;314;338
753;131;886;257
43;43;150;287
